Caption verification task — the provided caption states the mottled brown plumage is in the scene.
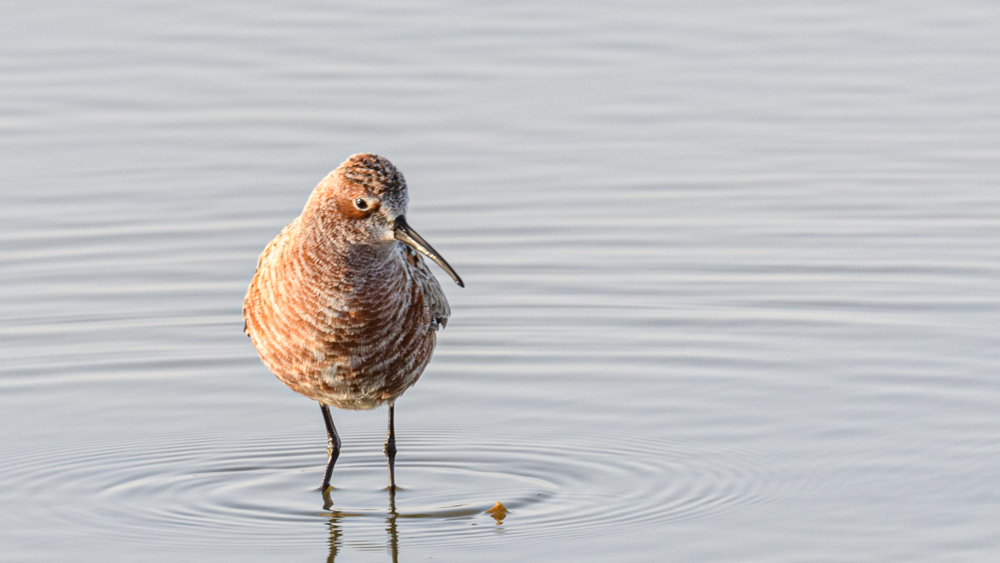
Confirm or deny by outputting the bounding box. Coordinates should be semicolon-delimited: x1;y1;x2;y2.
243;153;463;490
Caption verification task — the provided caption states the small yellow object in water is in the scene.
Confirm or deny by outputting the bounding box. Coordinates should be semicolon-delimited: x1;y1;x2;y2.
486;501;508;524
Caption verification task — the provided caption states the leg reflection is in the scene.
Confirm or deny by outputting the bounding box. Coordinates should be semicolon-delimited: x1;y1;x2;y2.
321;484;401;563
323;488;342;563
387;487;399;563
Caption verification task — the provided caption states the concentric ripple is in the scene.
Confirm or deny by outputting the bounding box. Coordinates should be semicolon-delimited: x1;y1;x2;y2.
0;424;790;551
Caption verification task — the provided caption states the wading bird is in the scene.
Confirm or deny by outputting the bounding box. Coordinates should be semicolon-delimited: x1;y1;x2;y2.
243;154;463;491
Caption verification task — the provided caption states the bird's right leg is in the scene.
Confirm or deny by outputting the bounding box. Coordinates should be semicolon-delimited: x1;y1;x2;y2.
320;403;341;491
384;402;397;491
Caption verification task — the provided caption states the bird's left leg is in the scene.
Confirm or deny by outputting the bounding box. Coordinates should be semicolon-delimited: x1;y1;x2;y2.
384;402;397;490
321;403;341;491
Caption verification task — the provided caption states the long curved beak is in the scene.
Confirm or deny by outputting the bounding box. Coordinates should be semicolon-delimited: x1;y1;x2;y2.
394;215;464;287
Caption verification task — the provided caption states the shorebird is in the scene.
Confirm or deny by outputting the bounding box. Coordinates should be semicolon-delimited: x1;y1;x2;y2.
243;154;463;491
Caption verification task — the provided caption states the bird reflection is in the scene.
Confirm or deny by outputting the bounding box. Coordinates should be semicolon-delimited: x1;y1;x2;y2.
386;489;400;562
322;488;400;563
322;489;342;563
321;489;508;561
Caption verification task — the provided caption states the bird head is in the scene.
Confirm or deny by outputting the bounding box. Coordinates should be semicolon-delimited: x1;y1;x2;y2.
306;153;463;287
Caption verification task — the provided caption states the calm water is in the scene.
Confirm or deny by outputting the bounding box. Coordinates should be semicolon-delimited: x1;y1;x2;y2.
2;1;1000;561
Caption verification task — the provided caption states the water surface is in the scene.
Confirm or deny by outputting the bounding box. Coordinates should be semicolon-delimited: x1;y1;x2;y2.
2;1;1000;561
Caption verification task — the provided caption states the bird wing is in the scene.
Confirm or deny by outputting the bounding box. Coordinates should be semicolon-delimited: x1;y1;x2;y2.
243;221;296;336
401;244;451;330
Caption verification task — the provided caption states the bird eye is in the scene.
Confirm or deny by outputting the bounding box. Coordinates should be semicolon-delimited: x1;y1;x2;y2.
353;198;369;211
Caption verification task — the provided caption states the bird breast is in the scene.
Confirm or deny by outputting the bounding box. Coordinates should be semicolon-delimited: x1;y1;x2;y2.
243;220;444;410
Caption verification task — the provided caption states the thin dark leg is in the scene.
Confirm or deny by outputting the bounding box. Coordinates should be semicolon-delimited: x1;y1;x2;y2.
384;402;397;491
321;403;341;491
